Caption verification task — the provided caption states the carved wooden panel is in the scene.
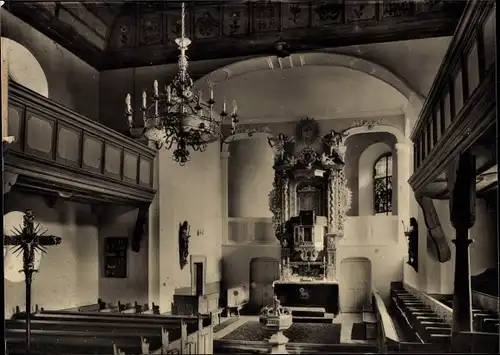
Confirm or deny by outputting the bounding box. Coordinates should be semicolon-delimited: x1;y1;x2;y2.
104;143;122;179
139;157;152;186
252;2;280;33
108;16;136;48
467;42;480;95
123;149;138;184
25;109;55;159
482;9;496;71
346;2;377;23
7;104;23;152
382;0;413;18
453;69;464;116
415;0;447;14
194;6;220;39
281;3;309;30
443;89;452;130
312;1;343;27
222;5;249;36
82;133;104;173
56;124;81;167
138;14;163;46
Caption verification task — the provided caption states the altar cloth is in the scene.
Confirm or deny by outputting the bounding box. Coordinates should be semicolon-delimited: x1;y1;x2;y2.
273;281;340;315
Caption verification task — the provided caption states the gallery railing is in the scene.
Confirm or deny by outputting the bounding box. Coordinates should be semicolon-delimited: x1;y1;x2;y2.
408;0;496;194
5;80;156;205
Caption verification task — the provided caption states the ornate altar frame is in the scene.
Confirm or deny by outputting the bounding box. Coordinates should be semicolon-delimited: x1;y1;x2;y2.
268;119;352;281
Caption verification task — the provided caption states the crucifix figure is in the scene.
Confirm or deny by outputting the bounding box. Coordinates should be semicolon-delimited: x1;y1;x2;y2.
4;209;62;354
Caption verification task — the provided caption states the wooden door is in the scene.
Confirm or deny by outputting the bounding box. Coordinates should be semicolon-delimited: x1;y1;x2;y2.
250;257;280;310
194;262;204;296
340;257;371;313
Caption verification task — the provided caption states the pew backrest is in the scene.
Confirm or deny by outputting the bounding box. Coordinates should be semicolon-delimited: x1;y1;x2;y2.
373;290;399;353
404;283;452;323
472;290;499;314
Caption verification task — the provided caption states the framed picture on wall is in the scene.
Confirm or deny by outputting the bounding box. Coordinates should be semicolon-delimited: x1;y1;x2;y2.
103;237;128;278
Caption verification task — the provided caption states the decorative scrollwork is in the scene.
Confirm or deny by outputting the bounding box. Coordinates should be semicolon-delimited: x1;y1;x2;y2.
234;125;271;136
268;176;283;240
350;119;383;130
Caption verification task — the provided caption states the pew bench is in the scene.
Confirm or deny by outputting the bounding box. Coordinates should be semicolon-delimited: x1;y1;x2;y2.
392;286;451;347
9;311;214;354
362;311;377;340
6;329;156;354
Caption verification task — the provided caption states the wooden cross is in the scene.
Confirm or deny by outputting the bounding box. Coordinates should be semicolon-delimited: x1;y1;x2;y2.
4;209;62;354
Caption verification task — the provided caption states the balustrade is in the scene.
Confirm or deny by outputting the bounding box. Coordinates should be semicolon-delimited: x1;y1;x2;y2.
409;0;496;194
5;80;156;205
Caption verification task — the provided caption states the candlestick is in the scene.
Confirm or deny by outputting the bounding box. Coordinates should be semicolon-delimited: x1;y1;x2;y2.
142;92;147;109
198;90;202;105
153;80;159;97
155;101;159;117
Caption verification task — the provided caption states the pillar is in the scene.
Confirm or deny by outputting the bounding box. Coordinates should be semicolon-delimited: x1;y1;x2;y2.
228;136;274;218
449;152;476;348
221;150;230;244
395;143;411;243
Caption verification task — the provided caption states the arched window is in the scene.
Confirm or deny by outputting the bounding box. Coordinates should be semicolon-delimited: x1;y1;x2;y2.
374;154;393;214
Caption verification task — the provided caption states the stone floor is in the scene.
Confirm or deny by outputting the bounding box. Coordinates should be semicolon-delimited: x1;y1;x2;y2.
214;313;376;344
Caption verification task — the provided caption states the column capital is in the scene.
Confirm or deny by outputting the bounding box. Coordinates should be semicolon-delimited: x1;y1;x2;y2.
395;142;411;152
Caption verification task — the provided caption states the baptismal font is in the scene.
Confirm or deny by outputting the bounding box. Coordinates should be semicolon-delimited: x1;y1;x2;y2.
268;118;351;317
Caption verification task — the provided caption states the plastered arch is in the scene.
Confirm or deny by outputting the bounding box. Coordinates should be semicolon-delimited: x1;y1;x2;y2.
194;52;424;113
342;124;410;145
1;37;49;97
358;142;392;216
221;132;274;155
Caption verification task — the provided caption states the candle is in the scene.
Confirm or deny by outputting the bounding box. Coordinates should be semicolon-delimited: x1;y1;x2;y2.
198;90;202;105
142;91;147;109
153;80;159;97
210;88;214;101
222;97;226;113
232;100;237;115
166;85;171;102
125;94;131;113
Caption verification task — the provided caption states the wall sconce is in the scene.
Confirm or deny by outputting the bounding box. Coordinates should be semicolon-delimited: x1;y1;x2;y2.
197;229;204;236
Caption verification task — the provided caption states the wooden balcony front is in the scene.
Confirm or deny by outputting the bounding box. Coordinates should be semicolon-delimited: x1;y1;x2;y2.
408;0;496;198
5;80;156;206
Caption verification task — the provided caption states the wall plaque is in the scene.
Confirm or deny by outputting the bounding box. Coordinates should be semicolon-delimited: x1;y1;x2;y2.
103;237;128;278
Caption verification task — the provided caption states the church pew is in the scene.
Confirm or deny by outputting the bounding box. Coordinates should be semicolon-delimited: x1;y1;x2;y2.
56;298;107;313
392;286;451;346
6;329;154;354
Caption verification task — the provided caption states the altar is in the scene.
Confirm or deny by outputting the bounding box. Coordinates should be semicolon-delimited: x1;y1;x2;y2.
267;118;351;318
273;280;340;315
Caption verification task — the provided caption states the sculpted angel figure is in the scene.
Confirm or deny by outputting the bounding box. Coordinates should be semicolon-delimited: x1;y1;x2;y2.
268;133;295;165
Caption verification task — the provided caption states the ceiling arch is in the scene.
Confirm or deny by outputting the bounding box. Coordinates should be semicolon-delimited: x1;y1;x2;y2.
194;52;423;122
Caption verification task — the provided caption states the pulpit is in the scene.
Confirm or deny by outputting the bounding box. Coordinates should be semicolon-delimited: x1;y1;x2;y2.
268;118;351;318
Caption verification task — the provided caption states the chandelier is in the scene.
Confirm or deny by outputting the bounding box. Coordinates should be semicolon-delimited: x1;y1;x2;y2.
125;2;238;166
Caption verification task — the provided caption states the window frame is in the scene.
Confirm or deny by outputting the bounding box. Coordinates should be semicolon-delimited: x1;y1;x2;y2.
373;153;393;215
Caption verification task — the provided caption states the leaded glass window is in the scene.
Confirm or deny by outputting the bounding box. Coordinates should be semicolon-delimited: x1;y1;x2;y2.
374;154;393;214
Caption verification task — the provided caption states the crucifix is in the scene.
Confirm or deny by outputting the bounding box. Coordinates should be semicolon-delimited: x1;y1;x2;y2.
4;209;62;354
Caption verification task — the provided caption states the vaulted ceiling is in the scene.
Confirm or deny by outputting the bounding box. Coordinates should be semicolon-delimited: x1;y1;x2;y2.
5;0;466;70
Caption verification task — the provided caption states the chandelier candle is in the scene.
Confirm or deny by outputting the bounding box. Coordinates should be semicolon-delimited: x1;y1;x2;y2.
125;2;238;165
